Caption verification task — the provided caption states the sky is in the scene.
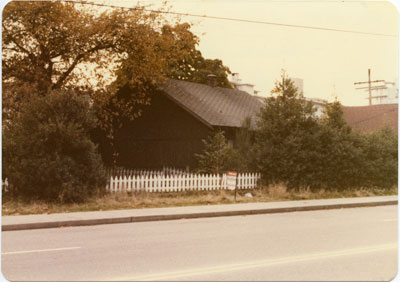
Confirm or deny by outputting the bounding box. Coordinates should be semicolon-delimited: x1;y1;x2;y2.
2;0;397;106
139;0;398;106
158;0;399;106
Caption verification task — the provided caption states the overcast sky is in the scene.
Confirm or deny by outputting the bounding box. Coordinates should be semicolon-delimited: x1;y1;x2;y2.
156;0;399;106
3;0;397;106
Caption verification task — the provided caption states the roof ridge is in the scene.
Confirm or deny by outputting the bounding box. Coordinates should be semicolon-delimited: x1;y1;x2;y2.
162;79;262;127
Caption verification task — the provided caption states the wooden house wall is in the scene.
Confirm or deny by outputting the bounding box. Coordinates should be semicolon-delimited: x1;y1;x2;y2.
115;92;212;169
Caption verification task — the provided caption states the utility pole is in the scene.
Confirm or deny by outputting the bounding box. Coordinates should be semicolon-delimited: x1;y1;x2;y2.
354;69;385;106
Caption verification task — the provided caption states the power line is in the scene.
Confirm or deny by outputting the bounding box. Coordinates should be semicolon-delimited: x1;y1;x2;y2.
354;69;394;106
60;0;397;38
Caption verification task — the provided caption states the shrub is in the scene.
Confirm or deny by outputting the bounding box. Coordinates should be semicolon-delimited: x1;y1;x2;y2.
253;72;397;191
359;127;398;188
195;131;235;174
3;90;106;203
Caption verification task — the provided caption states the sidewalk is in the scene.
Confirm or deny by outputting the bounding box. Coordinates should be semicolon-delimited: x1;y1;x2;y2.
2;196;397;231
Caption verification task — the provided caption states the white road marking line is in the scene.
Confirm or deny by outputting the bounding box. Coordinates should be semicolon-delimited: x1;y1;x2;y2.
115;243;398;281
2;246;81;255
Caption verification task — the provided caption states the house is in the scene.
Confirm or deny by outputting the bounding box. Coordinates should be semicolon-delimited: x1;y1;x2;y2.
342;104;398;133
112;77;398;170
305;98;327;117
115;78;263;169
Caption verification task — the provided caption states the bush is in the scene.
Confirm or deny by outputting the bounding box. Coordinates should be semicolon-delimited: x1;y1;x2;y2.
3;90;106;203
195;131;235;174
360;127;398;188
253;72;397;191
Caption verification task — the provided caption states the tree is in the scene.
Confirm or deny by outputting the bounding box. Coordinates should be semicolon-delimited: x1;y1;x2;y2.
161;23;232;88
321;99;351;132
2;1;170;122
2;1;235;169
254;74;397;191
3;90;106;203
2;2;232;125
195;131;234;174
2;2;233;165
253;71;319;188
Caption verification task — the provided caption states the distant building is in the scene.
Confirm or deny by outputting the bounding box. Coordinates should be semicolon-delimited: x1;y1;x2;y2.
355;80;398;105
230;73;256;95
306;98;327;117
371;81;398;105
292;77;304;94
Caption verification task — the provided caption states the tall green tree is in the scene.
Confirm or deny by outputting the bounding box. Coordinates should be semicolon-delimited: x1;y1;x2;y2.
253;71;319;188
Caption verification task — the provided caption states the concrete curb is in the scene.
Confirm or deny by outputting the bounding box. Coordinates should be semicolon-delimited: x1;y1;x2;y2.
2;199;397;231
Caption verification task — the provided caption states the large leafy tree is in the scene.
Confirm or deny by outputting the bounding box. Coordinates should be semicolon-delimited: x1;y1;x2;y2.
2;1;171;122
161;23;232;88
164;26;231;88
2;2;232;124
3;1;233;166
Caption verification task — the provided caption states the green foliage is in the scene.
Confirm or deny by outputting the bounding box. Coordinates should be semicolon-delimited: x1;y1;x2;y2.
3;1;233;170
253;71;319;188
195;131;235;174
312;103;397;190
2;2;232;131
321;99;351;132
253;71;397;190
360;127;398;188
3;90;106;203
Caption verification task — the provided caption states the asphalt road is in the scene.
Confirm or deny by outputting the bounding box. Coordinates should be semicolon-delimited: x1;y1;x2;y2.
2;205;397;281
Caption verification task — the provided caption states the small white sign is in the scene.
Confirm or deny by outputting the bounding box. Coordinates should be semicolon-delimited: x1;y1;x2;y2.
226;171;237;191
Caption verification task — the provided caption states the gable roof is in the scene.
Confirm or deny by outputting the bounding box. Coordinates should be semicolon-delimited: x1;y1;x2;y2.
342;104;398;133
161;79;263;128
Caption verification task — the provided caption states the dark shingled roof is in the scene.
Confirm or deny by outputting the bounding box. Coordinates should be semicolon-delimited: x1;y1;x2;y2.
162;79;263;128
342;104;398;133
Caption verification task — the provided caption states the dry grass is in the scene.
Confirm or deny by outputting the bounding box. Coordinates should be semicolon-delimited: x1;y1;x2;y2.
2;184;397;216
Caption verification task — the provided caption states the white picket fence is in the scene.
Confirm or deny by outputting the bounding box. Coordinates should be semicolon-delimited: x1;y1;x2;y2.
106;166;189;177
107;172;261;193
